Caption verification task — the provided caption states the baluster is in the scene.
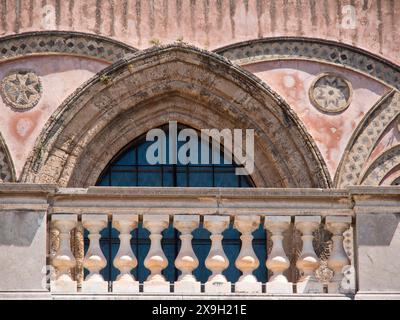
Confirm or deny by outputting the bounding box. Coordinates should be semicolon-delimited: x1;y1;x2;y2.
174;215;200;293
204;215;231;293
143;215;170;293
264;216;293;293
50;214;77;293
325;216;351;293
295;216;323;293
112;214;139;293
234;215;261;293
82;214;108;293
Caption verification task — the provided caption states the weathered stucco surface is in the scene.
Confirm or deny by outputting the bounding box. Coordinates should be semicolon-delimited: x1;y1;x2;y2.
0;0;399;65
244;60;389;177
0;1;398;186
0;56;108;177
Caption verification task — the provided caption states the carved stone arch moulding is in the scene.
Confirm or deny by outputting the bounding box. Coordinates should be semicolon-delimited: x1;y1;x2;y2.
380;164;400;186
215;37;400;91
21;44;331;188
0;31;137;64
360;145;400;186
0;132;16;182
335;91;400;187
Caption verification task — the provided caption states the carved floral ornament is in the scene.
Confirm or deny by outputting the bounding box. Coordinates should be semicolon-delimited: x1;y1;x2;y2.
309;73;352;113
1;69;42;110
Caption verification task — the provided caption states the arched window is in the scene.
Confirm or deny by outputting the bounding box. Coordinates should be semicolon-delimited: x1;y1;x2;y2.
97;124;254;188
90;125;267;285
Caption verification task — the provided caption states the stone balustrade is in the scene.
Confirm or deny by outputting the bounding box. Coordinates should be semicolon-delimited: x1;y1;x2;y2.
2;185;400;299
50;212;353;294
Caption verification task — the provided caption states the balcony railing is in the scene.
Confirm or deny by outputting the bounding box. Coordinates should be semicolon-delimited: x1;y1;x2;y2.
48;187;356;296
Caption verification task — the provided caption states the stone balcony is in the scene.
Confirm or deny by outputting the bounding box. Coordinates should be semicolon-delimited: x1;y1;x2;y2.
0;184;399;300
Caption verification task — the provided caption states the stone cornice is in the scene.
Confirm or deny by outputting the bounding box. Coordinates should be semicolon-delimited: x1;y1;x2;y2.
0;184;397;215
347;186;400;215
50;188;353;216
0;183;56;211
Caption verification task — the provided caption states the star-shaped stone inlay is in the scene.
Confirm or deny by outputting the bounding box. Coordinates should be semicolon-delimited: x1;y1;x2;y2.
309;73;352;113
1;69;42;110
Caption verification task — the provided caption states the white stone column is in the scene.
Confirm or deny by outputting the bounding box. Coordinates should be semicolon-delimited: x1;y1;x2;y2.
326;216;351;293
234;215;261;293
50;214;77;293
112;214;139;293
174;215;200;293
204;215;231;293
82;214;108;293
295;216;323;293
264;216;293;293
143;215;170;293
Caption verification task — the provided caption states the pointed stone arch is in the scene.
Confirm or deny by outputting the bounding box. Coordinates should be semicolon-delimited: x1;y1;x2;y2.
0;132;15;182
21;44;330;188
335;91;400;187
360;145;400;186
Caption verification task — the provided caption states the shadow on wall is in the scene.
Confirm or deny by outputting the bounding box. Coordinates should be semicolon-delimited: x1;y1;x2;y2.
357;213;399;246
0;55;108;79
0;211;43;246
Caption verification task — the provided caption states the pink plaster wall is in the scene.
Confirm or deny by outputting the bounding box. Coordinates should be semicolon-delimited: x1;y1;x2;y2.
0;56;108;178
244;60;390;178
0;0;399;65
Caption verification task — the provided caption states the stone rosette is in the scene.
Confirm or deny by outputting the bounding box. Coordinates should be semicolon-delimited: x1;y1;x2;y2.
1;69;42;110
309;73;352;113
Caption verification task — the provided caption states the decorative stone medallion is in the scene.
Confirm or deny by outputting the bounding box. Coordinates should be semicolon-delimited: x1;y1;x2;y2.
309;73;352;113
1;69;42;110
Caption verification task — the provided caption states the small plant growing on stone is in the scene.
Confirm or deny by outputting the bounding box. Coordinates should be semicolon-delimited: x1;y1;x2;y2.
100;75;112;85
127;64;134;73
149;38;162;46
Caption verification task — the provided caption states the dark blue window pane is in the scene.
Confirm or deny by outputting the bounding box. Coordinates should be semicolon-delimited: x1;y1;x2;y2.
162;165;174;186
162;226;178;282
188;166;213;187
240;176;252;187
96;124;254;188
192;226;211;283
97;172;110;186
138;166;162;186
222;225;241;283
111;170;137;186
176;167;187;187
132;223;150;282
253;225;267;282
137;141;153;165
114;148;135;165
215;168;239;187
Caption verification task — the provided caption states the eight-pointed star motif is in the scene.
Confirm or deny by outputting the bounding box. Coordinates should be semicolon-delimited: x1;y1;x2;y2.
310;74;351;113
1;70;42;110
